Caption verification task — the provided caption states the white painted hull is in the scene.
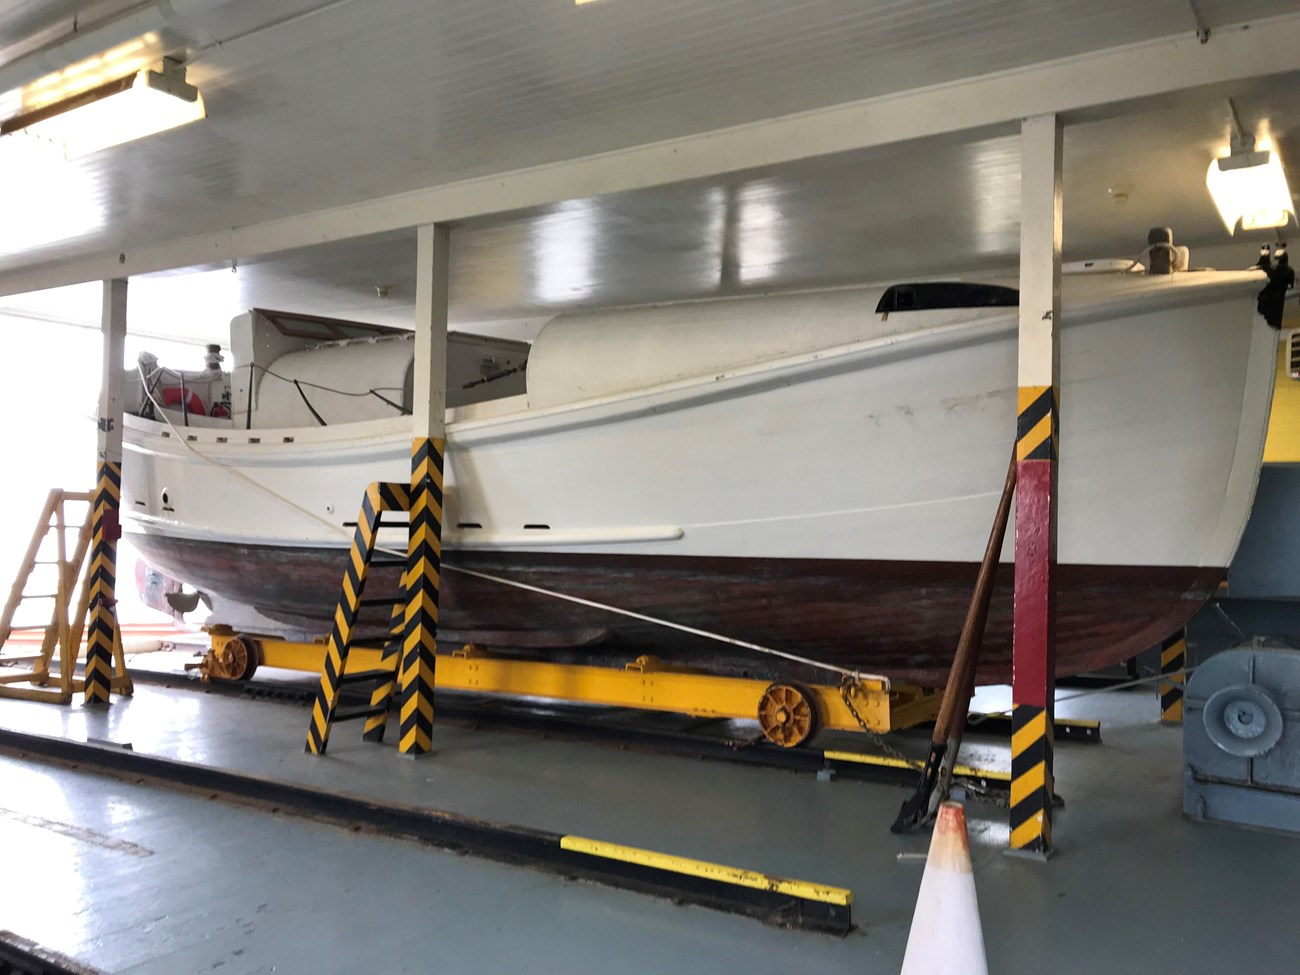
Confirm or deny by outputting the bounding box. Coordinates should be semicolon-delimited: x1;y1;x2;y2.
120;271;1276;681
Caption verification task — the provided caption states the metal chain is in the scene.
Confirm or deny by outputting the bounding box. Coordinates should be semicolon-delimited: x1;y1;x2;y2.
953;776;1009;808
837;682;1010;805
838;677;923;767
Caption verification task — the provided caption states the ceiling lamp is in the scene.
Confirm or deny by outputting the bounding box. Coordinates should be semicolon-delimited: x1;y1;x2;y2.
1206;102;1295;234
0;59;203;159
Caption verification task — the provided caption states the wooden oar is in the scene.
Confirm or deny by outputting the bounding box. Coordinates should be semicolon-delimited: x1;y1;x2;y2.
892;450;1017;833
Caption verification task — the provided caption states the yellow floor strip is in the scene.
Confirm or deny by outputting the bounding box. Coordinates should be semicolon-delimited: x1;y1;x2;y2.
559;836;852;906
822;749;1011;783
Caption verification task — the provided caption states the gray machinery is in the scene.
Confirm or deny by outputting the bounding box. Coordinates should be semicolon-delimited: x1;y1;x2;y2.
1184;647;1300;834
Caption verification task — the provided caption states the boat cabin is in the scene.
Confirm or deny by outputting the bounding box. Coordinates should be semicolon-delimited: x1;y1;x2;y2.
124;308;529;429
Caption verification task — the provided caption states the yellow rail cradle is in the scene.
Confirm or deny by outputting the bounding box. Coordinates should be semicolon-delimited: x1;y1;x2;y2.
205;628;941;746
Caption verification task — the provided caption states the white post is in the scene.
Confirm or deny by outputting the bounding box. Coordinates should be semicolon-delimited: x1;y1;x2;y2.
399;224;450;755
412;225;451;442
1016;114;1064;396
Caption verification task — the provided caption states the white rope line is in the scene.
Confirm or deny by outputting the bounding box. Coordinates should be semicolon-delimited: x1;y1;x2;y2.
967;666;1197;719
440;564;881;684
1052;666;1196;703
135;368;887;687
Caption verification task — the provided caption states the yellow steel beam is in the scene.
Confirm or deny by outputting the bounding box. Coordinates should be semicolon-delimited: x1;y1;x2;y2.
214;632;940;734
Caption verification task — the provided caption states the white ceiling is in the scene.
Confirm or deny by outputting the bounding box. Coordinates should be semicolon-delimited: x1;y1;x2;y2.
1;0;1297;270
0;0;83;53
0;0;1297;341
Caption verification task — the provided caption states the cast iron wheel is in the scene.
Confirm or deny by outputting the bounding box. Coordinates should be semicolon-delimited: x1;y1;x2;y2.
757;682;819;748
210;634;260;682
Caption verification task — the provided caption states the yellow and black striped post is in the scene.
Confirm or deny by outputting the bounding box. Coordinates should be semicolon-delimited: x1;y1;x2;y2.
86;278;127;707
362;568;411;743
398;438;443;756
1158;629;1186;725
1009;114;1062;858
83;462;121;706
1010;386;1058;855
401;223;451;757
306;483;395;754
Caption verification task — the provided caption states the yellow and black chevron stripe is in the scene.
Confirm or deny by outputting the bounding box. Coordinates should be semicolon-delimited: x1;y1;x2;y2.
363;567;411;743
399;437;444;755
1016;385;1057;462
84;461;121;705
306;481;409;754
1158;631;1186;725
1009;703;1054;852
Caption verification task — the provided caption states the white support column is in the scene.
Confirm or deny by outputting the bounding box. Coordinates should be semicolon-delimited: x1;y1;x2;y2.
412;225;451;441
1016;114;1064;394
399;223;451;755
98;280;128;466
1009;113;1063;857
84;278;127;705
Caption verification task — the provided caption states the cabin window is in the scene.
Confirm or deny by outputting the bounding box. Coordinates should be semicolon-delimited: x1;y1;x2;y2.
257;309;408;341
875;282;1019;314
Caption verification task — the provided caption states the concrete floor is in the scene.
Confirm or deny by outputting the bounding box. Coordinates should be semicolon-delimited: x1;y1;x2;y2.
0;674;1296;974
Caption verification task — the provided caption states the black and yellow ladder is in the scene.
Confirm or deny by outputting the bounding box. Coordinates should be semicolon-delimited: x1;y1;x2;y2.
0;489;132;704
305;481;413;755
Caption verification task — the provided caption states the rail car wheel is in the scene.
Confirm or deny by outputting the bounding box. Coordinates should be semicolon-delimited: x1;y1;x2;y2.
206;634;260;682
757;682;818;748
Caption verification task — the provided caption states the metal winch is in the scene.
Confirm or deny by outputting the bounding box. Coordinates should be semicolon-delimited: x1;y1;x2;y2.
1183;647;1300;834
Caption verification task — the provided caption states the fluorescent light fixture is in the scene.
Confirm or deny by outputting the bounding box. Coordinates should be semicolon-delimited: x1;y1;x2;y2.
0;59;203;159
1206;147;1295;234
20;33;163;114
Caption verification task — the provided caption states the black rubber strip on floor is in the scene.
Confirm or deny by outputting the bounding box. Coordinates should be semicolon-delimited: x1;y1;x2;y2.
0;727;852;936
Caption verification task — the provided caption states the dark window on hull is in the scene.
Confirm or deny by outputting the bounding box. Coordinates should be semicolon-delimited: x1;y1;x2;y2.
875;282;1019;314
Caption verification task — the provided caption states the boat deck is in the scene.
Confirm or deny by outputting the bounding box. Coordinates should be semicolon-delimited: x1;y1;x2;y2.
0;677;1295;973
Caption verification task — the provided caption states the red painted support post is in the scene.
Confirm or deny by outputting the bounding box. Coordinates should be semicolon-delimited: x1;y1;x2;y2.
1009;114;1062;857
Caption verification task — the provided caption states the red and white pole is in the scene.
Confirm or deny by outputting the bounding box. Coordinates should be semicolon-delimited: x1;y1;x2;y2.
1010;114;1062;857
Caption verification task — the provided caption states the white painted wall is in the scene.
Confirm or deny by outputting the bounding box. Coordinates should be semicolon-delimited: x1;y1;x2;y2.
0;314;199;627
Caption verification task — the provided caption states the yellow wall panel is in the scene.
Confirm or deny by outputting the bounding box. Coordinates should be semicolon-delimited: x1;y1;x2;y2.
1263;308;1300;464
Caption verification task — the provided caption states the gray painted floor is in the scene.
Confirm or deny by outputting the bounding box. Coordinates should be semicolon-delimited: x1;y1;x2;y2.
0;675;1295;974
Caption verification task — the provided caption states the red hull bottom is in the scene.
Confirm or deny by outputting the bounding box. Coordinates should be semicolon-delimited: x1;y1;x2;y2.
130;535;1222;686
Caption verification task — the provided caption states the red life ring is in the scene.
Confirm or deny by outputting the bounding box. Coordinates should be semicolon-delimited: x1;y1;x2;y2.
162;387;206;416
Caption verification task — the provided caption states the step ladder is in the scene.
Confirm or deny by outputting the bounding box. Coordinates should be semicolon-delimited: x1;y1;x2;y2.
0;489;132;704
306;481;414;755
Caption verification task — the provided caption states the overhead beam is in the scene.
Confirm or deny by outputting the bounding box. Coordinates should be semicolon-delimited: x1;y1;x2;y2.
3;12;1300;297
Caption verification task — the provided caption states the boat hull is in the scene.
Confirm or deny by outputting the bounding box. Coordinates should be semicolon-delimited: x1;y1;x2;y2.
129;532;1222;685
122;272;1275;685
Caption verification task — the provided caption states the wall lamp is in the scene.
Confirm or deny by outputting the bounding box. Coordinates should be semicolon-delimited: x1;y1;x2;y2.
0;58;204;159
1206;100;1295;234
